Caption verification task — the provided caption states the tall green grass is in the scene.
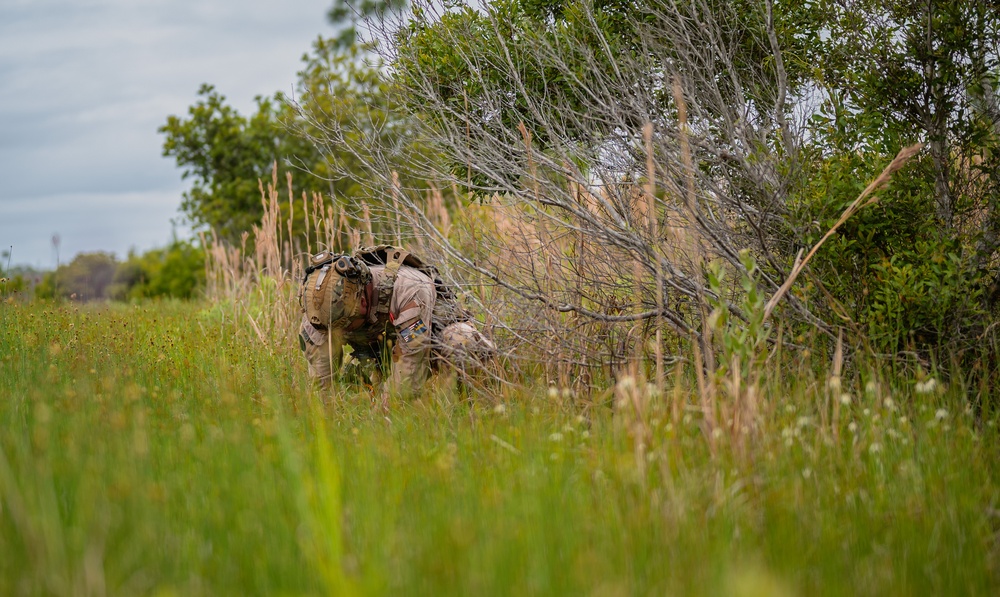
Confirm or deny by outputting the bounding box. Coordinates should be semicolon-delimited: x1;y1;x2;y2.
1;300;998;595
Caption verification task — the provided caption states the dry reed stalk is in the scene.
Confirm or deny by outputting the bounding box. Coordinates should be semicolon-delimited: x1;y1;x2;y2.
391;171;403;247
613;362;651;480
830;328;844;442
691;332;716;455
674;74;714;391
643;121;666;398
670;361;684;426
672;76;702;269
643;122;657;236
361;202;373;247
763;143;924;321
302;191;311;257
518;121;540;205
427;182;451;239
570;175;586;315
286;172;294;270
313;192;326;248
728;353;742;450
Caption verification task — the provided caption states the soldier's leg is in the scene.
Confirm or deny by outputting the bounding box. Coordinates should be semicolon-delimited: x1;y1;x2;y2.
387;305;432;396
299;317;342;387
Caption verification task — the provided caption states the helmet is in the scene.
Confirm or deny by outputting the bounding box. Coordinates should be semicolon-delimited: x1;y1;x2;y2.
436;321;496;365
302;252;372;329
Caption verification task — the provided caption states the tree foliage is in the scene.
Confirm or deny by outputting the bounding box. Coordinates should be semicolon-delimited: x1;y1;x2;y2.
160;84;328;245
34;242;205;302
35;253;119;302
344;0;1000;364
161;25;428;252
792;0;1000;351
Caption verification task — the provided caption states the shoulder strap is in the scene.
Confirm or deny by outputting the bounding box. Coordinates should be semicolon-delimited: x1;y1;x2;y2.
355;245;468;327
367;247;411;323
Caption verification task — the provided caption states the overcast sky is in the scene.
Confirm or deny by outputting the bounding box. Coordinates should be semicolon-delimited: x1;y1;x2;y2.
0;0;333;269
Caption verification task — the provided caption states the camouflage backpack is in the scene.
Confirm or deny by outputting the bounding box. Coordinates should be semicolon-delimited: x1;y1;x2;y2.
353;245;470;332
300;245;469;332
299;250;371;330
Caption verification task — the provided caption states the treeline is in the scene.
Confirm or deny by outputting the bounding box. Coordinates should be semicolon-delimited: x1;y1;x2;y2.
27;240;204;302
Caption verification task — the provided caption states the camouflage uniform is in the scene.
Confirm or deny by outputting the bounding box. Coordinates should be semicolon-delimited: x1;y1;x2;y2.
299;247;493;394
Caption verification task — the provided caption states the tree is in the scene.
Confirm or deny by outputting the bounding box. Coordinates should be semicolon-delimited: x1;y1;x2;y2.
110;240;206;301
328;0;409;49
35;253;118;301
161;25;424;252
160;84;328;245
792;0;1000;352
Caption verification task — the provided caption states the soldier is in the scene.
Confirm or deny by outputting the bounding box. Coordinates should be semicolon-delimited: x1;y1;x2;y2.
298;245;494;395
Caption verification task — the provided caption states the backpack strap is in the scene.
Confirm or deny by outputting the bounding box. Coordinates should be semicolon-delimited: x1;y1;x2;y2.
367;247;411;324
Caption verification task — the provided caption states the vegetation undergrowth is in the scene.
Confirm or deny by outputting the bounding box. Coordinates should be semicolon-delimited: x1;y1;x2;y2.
1;299;997;596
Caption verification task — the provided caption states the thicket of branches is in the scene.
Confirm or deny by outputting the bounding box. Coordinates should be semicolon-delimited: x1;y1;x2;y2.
286;0;1000;387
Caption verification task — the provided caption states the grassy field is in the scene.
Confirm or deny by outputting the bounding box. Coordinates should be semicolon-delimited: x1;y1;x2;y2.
1;299;998;596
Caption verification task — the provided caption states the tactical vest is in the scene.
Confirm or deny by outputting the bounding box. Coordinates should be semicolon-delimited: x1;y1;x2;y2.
353;245;469;333
300;252;337;329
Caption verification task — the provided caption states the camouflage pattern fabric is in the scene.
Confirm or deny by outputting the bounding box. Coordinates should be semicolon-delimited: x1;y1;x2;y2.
299;249;494;394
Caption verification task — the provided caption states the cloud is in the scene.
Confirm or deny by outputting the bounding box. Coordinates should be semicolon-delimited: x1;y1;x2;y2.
0;0;332;268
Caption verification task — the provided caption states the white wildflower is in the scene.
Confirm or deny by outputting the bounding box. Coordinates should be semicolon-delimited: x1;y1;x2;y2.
935;409;948;421
493;403;506;415
865;380;879;395
848;421;858;433
802;468;812;480
827;375;842;393
549;432;563;442
840;393;852;406
916;378;938;395
883;397;895;411
869;442;882;454
547;386;559;399
617;376;636;392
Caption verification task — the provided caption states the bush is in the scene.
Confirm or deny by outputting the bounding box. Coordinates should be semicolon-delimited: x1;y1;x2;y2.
110;240;206;301
33;241;205;302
